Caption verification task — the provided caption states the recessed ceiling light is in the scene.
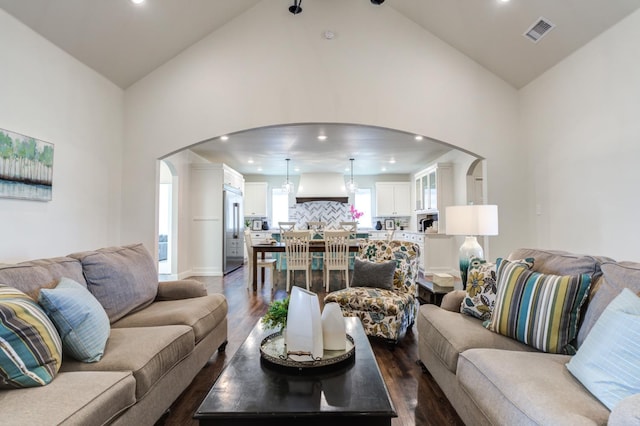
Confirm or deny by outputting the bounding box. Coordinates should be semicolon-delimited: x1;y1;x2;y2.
131;0;144;4
318;135;327;141
381;167;387;172
414;135;424;141
220;135;229;141
322;30;336;40
498;0;510;2
389;158;396;164
248;159;254;164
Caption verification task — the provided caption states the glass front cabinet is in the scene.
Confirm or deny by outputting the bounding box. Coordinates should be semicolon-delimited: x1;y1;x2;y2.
415;163;452;213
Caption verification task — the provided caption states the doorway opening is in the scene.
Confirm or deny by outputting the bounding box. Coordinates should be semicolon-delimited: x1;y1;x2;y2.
158;160;178;276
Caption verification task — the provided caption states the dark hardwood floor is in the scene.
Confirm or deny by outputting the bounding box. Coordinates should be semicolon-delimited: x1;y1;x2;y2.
159;266;464;426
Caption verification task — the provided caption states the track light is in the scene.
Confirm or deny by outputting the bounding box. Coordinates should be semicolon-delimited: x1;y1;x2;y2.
289;0;302;15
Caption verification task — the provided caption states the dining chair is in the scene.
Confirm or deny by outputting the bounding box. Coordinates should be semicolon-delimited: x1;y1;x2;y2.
244;230;277;290
277;222;297;271
323;230;351;292
282;230;312;292
307;221;326;267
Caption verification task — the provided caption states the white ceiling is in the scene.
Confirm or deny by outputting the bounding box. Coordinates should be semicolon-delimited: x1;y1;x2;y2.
2;0;638;175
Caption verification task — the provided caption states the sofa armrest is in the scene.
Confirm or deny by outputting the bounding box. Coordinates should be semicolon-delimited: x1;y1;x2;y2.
609;394;640;425
440;290;465;312
156;279;207;300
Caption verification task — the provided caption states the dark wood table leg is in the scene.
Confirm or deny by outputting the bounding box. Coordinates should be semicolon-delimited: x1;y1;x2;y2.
252;249;258;291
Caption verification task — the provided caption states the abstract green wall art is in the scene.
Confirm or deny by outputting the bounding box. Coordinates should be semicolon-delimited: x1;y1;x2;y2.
0;128;54;201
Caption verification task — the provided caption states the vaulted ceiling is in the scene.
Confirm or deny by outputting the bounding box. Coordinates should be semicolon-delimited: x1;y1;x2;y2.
2;0;638;175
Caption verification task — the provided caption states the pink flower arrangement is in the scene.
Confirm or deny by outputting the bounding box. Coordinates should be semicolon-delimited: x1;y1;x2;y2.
349;205;364;221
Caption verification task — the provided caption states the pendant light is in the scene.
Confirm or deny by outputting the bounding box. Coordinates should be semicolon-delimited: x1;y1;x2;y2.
347;158;358;193
283;158;294;194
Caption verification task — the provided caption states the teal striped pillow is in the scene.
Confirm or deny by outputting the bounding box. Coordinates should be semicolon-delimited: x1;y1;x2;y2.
39;277;110;363
487;259;591;354
0;285;62;388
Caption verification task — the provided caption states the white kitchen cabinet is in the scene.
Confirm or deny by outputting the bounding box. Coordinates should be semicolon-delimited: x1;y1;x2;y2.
244;182;268;217
223;166;244;190
397;231;455;275
190;163;243;276
375;182;411;217
415;163;452;213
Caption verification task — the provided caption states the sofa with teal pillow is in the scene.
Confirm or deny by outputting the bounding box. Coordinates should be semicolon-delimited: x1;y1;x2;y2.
417;248;640;426
0;243;228;425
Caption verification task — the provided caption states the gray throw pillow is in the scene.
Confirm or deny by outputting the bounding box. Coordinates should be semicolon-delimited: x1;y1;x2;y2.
69;244;158;323
351;258;396;290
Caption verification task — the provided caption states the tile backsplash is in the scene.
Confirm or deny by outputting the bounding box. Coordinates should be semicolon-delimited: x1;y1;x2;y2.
290;201;349;229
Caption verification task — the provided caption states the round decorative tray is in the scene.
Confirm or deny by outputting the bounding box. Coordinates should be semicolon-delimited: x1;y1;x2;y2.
260;331;355;372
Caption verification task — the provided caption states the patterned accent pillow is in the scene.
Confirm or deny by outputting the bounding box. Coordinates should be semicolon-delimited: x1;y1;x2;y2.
39;277;110;362
351;258;396;290
461;257;534;320
566;288;640;410
0;285;62;389
486;259;591;354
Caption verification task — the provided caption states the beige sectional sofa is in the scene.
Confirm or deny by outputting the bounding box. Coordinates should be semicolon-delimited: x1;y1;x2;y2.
0;244;228;425
418;248;640;426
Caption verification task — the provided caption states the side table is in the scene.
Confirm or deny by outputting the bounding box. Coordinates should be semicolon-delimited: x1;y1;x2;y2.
417;279;453;306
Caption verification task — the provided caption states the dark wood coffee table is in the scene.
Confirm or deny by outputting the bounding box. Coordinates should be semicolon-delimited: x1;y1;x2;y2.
194;317;396;425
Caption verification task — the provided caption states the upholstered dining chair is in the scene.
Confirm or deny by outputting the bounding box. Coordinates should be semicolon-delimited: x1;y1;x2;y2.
282;230;312;292
323;230;351;292
324;240;420;344
244;230;277;290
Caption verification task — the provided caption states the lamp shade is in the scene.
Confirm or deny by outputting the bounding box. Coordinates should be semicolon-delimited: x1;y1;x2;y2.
445;205;499;236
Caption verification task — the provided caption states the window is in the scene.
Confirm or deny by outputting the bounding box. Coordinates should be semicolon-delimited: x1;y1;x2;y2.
272;188;289;226
354;188;372;228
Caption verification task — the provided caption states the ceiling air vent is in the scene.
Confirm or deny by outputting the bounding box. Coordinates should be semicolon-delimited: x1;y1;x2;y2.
523;17;555;43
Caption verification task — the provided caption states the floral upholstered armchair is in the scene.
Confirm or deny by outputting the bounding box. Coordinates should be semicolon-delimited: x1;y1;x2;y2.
324;240;420;344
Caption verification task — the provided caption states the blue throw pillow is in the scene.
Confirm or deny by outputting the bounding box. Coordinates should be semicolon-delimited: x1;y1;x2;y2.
39;277;110;363
566;288;640;410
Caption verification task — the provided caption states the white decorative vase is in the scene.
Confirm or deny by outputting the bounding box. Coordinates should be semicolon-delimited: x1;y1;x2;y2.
286;287;324;361
321;302;346;350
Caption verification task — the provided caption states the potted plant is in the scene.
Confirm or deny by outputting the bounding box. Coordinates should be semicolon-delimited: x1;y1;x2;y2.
261;297;289;332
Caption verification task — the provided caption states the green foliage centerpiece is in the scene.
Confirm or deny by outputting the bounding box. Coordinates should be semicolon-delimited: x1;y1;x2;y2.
261;297;289;332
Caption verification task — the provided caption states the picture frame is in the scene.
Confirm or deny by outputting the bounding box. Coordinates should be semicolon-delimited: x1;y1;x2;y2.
252;220;263;231
385;219;395;230
0;128;54;201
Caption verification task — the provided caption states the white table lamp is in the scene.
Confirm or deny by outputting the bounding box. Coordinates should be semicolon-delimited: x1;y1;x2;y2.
445;205;499;289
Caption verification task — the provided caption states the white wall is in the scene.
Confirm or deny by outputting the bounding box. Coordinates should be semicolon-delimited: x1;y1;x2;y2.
0;10;124;262
123;0;524;274
520;9;640;261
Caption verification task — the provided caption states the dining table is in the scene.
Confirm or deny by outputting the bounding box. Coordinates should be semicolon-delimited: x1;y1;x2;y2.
251;241;361;291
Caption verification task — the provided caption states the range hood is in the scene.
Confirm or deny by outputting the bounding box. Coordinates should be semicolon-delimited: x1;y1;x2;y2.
296;173;349;203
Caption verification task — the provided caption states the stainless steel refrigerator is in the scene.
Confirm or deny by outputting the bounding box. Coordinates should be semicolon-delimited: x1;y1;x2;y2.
223;185;244;274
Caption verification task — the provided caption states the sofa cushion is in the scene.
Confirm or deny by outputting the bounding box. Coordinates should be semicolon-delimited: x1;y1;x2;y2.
351;258;396;290
417;304;535;374
111;295;228;344
38;277;110;362
507;248;607;278
458;349;610;426
0;285;62;389
60;325;194;399
487;259;591;354
577;261;640;346
0;371;135;425
567;288;640;410
69;244;158;323
0;257;86;299
461;257;534;320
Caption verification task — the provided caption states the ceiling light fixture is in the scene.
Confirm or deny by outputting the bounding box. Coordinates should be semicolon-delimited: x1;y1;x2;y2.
317;135;327;141
130;0;144;4
283;159;294;194
347;158;358;193
220;135;229;141
288;0;302;15
414;135;424;141
370;0;385;4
